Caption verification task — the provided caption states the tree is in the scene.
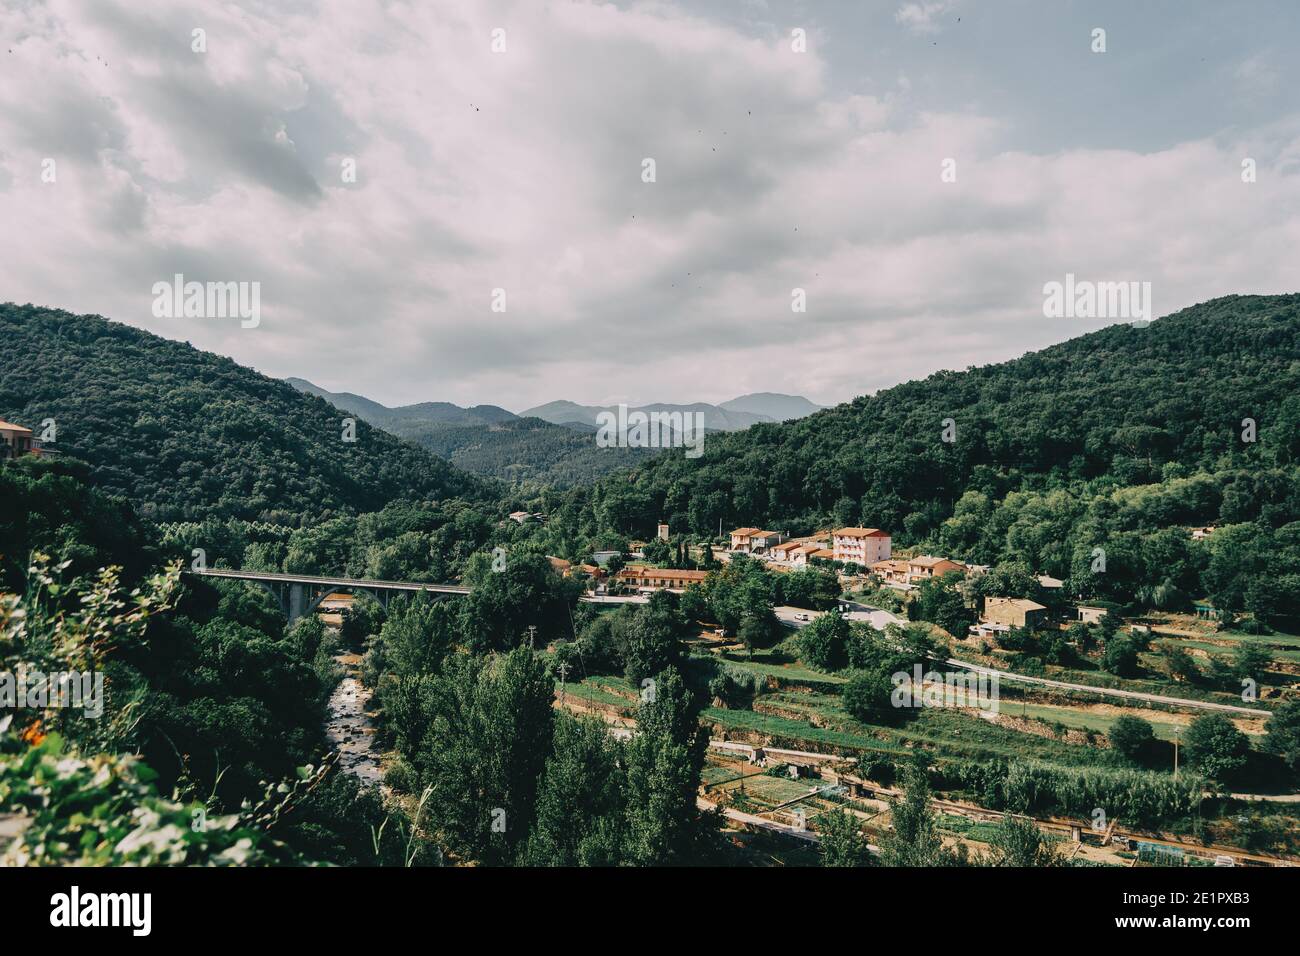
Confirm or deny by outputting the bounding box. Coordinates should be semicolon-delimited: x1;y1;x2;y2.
704;554;775;634
738;609;778;657
375;594;457;679
842;666;900;726
623;591;687;686
818;809;874;867
459;552;576;653
679;583;709;624
986;814;1062;867
1108;715;1155;765
1184;713;1251;785
912;572;974;638
622;667;710;865
525;713;625;866
418;647;555;865
641;538;672;565
1232;642;1271;685
878;763;962;867
794;612;851;671
1262;701;1300;776
1100;635;1140;677
1161;643;1199;683
778;568;841;610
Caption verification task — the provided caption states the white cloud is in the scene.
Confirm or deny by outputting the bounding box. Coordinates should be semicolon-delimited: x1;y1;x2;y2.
894;1;961;35
0;0;1297;412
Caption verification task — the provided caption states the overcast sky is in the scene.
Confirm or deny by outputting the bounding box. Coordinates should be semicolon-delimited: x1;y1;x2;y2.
2;0;1299;411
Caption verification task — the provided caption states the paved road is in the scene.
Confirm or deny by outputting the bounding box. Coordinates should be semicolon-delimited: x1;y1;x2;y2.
944;658;1269;717
775;603;903;631
775;603;1268;718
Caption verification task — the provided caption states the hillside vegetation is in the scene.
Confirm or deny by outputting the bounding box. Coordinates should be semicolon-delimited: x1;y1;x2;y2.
0;304;491;524
525;295;1300;624
288;378;652;488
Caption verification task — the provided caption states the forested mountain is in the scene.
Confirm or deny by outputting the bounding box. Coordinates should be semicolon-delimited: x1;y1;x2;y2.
585;295;1300;535
531;295;1300;623
286;378;516;427
379;416;653;487
287;378;650;487
0;304;491;524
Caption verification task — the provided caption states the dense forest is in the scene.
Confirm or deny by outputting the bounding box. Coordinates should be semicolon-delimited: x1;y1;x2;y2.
0;457;418;864
514;295;1300;625
0;304;493;524
319;407;652;489
5;294;1300;868
579;295;1300;538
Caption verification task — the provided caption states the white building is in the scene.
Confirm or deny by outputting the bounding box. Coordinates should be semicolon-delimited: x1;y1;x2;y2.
831;528;891;565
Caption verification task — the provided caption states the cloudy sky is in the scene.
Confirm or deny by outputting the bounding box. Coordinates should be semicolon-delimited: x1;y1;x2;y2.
2;0;1299;411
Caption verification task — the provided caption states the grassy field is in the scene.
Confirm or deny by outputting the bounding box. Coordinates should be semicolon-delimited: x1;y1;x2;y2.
555;674;639;710
1011;701;1187;741
1161;637;1300;665
704;649;848;686
708;691;1122;769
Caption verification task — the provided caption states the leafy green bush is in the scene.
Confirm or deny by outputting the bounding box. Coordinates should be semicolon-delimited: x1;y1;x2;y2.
0;735;304;866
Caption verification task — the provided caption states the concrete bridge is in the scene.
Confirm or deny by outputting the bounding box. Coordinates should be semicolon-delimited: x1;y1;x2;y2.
188;568;471;623
186;568;647;623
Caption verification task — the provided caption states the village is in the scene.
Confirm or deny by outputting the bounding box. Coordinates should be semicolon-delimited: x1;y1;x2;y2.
540;521;1136;641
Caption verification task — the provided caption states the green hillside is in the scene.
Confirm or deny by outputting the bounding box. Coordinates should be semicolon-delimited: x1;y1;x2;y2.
287;378;652;488
587;295;1300;535
533;295;1300;624
0;304;492;524
372;415;652;488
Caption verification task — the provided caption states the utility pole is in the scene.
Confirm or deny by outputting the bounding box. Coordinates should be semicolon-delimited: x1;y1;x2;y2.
527;624;537;649
557;661;569;705
1173;727;1179;779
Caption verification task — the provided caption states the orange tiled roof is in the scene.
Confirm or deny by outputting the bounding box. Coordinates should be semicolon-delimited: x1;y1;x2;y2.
833;527;890;538
615;567;708;583
0;419;34;435
909;555;963;568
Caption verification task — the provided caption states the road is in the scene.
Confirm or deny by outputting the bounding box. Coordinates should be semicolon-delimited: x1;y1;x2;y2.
775;603;1269;718
943;658;1268;717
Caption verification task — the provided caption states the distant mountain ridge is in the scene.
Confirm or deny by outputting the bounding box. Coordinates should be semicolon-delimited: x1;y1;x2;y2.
519;394;822;431
285;378;515;427
719;392;823;422
287;382;823;432
285;379;650;488
284;381;823;487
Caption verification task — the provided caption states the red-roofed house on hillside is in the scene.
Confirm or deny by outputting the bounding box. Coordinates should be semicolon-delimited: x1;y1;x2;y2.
728;528;785;553
0;419;42;460
615;565;709;591
907;556;966;581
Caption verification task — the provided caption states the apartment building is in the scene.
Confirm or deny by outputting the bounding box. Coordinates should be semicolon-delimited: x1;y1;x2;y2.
831;527;891;565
